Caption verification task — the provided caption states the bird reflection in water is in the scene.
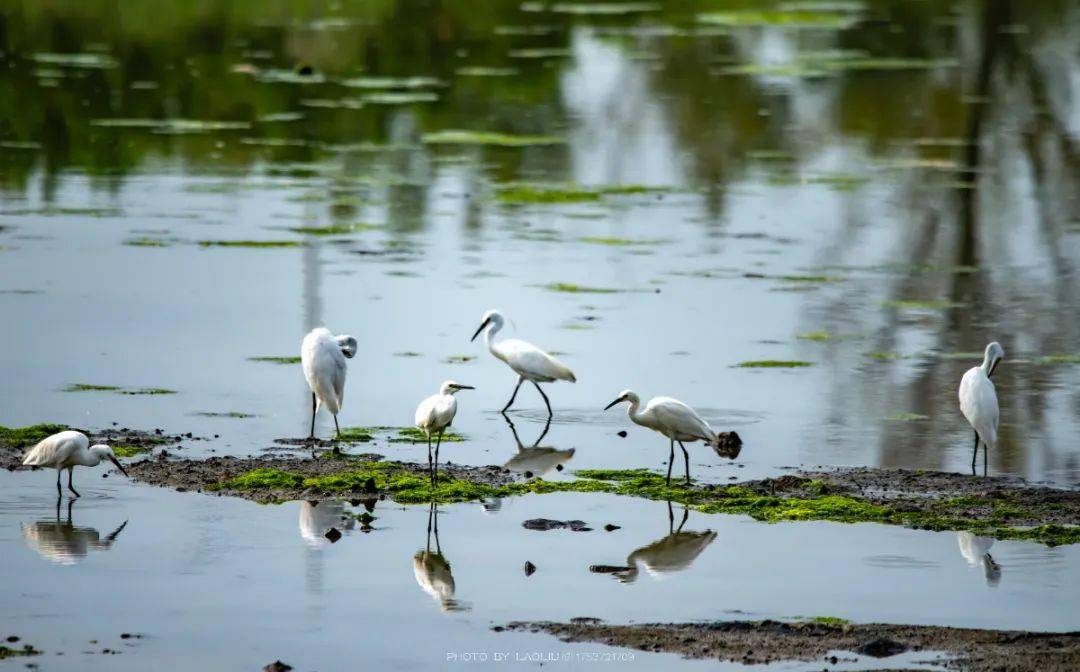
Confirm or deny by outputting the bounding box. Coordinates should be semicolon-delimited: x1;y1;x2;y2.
413;503;468;612
957;531;1002;586
483;415;575;515
21;497;127;565
298;500;355;548
604;501;716;584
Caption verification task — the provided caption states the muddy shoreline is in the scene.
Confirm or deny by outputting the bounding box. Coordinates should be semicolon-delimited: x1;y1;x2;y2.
503;619;1080;671
3;425;1078;543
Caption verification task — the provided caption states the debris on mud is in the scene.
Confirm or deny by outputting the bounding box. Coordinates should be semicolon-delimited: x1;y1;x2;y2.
523;519;592;532
503;619;1080;672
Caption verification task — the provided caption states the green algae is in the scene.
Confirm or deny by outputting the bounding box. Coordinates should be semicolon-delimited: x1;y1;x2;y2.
579;236;666;247
865;352;908;361
884;413;930;422
882;299;959;310
775;274;845;283
287;223;378;236
247;356;301;364
193;411;257;419
807;616;850;627
443;355;476;364
456;66;518;77
338;427;376;442
796;331;831;341
542;282;620;294
698;10;859;29
1032;354;1080;365
394;351;423;357
0;644;41;660
63;384;176;395
497;186;602;204
422;130;565;147
339;76;442;90
392;427;465;443
0;423;69;448
210;464;1080;545
736;360;814;368
124;237;172;247
112;444;151;458
198;240;305;248
549;2;659;14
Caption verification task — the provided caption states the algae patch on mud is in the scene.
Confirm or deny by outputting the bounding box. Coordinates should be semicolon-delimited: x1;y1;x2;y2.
735;360;814;368
421;130;565;147
0;423;69;448
63;384;177;395
248;356;301;365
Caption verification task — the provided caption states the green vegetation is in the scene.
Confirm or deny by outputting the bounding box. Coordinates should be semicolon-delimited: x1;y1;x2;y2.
287;223;378;235
775;274;845;283
443;355;476;364
882;299;958;310
796;331;831;341
193;411;257;419
247;356;301;364
63;384;176;395
736;360;814;368
212;465;1080;546
338;427;376;442
699;10;859;28
198;240;305;248
579;236;666;247
0;423;69;447
112;444;152;458
391;427;466;443
394;351;423;357
421;130;565;147
807;616;851;627
884;413;930;422
496;185;602;204
124;237;171;247
0;644;41;660
1032;354;1080;365
865;352;907;361
542;282;620;294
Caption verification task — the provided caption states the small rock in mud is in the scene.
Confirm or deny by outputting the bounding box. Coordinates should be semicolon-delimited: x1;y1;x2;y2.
524;561;536;576
264;661;293;672
855;637;907;657
324;528;342;543
6;635;19;643
617;431;627;438
523;519;591;532
603;524;621;532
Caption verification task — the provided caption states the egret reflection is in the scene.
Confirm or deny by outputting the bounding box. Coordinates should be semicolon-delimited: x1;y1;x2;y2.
609;501;716;584
21;498;127;565
502;414;575;478
958;532;1002;587
298;500;354;548
413;503;467;612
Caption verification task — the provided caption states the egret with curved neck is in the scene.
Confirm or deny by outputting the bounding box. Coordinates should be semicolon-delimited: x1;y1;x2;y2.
471;309;576;416
959;341;1004;476
604;390;742;486
301;327;357;441
22;430;128;497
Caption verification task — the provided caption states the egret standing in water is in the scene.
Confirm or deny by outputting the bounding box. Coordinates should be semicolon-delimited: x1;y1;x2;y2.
959;342;1003;475
415;380;474;483
604;390;742;486
470;309;575;415
22;430;128;497
301;327;357;440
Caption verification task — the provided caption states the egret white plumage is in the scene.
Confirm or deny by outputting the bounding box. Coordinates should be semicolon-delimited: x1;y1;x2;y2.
614;503;716;583
604;390;742;486
22;500;128;566
413;503;464;612
301;327;357;440
470;309;575;416
958;342;1003;475
21;430;127;497
415;380;473;482
957;531;1001;586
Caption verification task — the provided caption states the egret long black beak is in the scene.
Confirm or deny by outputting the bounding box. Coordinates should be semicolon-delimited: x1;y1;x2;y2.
470;318;490;342
603;397;622;411
109;456;128;477
454;384;475;391
988;357;1001;378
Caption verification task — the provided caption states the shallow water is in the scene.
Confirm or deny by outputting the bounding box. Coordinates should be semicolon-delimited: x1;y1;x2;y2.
1;0;1079;667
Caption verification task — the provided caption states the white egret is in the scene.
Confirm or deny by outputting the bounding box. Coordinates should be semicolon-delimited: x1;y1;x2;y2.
415;380;474;482
614;503;716;583
301;327;357;440
298;500;353;548
22;430;128;497
958;342;1003;475
604;390;742;486
503;414;574;478
470;309;575;415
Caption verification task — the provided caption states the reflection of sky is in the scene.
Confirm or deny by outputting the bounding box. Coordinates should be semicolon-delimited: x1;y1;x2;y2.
0;6;1078;487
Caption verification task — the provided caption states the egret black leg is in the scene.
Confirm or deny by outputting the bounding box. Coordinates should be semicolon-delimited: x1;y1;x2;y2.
666;499;674;533
333;414;340;440
971;430;979;474
666;440;674;487
678;441;690;485
309;393;317;439
425;503;434;551
427;435;433;481
433;504;442;554
984;442;988;477
677;505;689;533
56;470;62;496
67;467;80;498
433;430;444;485
501;377;524;412
532;381;553;417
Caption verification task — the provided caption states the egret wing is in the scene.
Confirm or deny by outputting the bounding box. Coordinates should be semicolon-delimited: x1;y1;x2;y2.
959;368;999;444
497;339;575;382
22;431;83;467
649;397;714;442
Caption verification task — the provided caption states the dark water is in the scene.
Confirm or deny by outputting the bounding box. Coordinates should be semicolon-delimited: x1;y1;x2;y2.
0;1;1078;668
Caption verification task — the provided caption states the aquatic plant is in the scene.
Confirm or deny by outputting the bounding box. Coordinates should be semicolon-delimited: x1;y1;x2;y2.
421;130;565;147
247;356;301;364
0;424;69;448
736;360;814;368
198;240;305;248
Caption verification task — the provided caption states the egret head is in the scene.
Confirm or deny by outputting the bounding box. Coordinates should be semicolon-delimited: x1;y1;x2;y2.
335;335;358;359
983;553;1002;587
470;309;504;342
90;445;128;477
984;341;1004;377
440;380;475;395
604;389;639;410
